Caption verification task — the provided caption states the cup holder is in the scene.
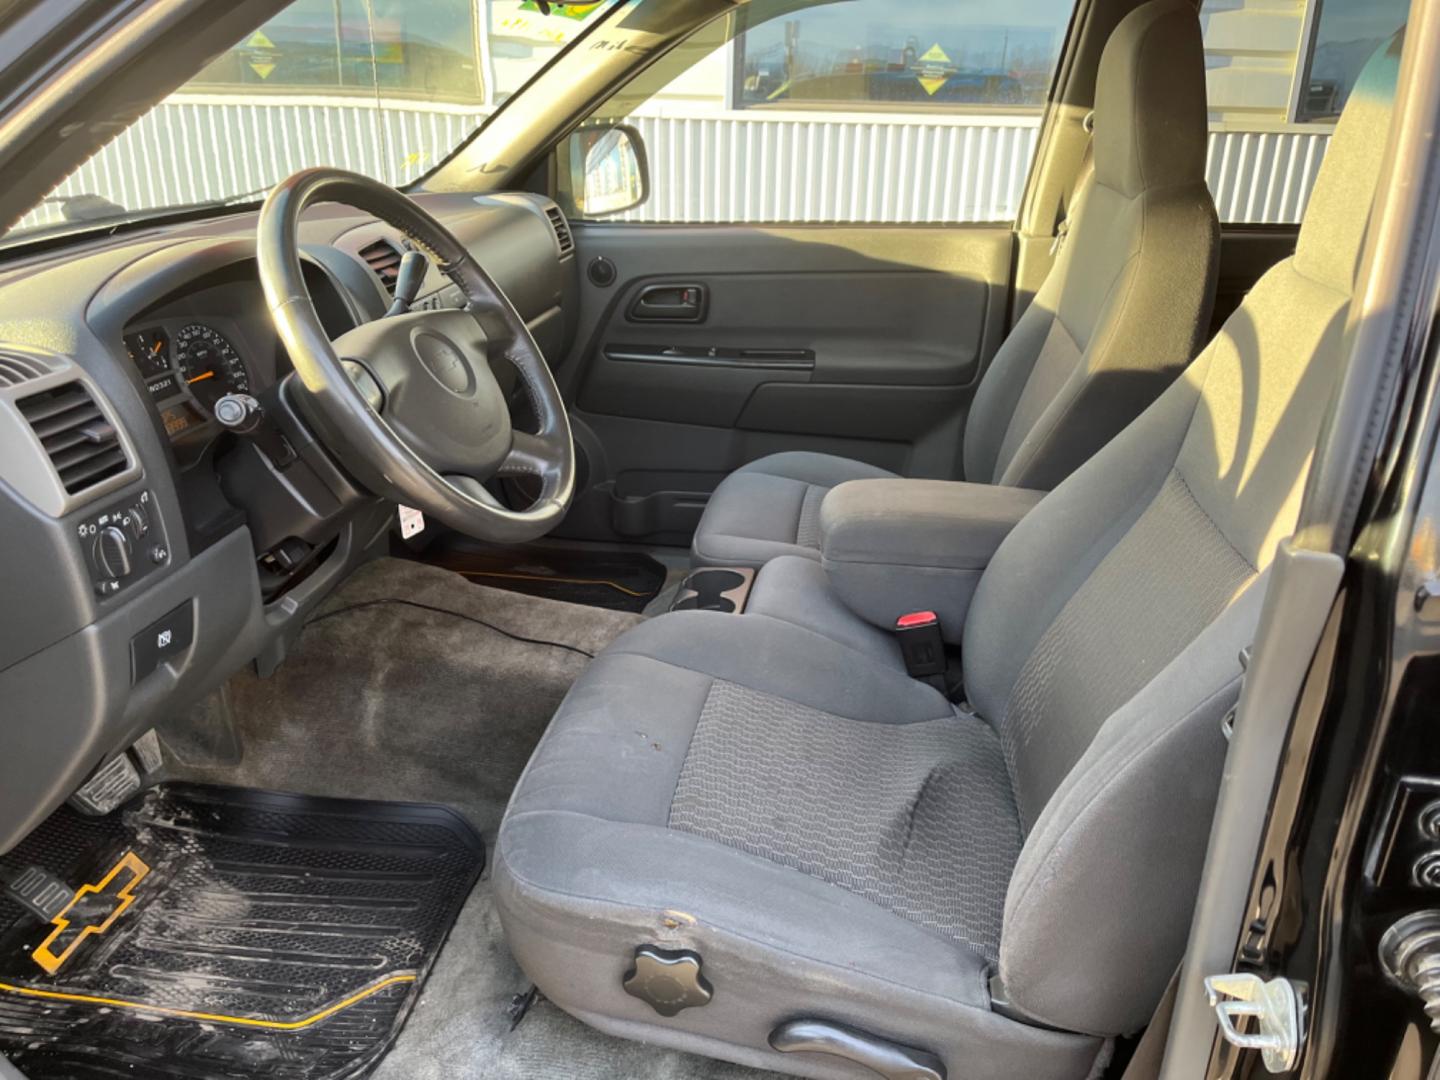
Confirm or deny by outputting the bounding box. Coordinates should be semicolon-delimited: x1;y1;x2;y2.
673;594;737;613
690;569;745;593
671;567;754;614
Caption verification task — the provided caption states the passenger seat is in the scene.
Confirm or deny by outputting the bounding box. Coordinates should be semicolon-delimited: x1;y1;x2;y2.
692;0;1219;568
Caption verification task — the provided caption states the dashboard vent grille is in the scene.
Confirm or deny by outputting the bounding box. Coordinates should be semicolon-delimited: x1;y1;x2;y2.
360;238;404;295
0;354;49;387
545;206;574;257
17;381;128;494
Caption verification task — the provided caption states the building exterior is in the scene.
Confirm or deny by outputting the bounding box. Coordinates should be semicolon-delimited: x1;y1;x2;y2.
19;0;1410;234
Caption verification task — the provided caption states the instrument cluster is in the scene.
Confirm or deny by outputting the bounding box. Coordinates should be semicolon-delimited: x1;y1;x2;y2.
123;320;252;443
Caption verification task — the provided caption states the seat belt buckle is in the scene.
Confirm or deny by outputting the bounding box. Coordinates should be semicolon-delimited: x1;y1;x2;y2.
895;612;946;684
1221;645;1253;741
1049;217;1070;256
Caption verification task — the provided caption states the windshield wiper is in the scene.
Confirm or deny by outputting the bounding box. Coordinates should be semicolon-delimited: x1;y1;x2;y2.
178;184;276;212
49;182;274;221
43;192;127;222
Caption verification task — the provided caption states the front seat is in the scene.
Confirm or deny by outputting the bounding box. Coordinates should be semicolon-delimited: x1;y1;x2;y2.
691;0;1219;569
494;31;1400;1080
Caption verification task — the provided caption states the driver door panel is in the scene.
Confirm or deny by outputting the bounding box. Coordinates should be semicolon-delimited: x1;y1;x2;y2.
553;223;1013;545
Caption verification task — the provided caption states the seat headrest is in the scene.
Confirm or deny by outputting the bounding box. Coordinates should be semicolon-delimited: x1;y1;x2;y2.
1294;31;1405;293
1093;0;1208;199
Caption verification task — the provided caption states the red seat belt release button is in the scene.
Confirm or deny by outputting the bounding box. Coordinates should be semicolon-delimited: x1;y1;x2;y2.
895;611;946;679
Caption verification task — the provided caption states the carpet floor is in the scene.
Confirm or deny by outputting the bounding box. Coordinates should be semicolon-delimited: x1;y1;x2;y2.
163;556;777;1080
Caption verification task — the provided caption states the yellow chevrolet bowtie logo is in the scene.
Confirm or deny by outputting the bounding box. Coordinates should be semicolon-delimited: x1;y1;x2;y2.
31;852;150;975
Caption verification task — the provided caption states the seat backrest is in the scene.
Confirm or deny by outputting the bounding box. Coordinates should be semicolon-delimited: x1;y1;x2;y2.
961;33;1403;1036
962;0;1218;492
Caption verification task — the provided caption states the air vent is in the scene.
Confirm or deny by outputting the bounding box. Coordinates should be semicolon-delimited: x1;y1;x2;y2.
545;206;574;257
17;381;128;495
0;354;49;388
360;238;404;295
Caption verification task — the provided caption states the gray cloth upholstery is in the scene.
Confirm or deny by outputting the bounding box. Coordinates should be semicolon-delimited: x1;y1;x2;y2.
1090;0;1208;199
998;469;1255;830
970;34;1401;1033
691;0;1218;570
691;451;896;567
497;613;1104;1079
669;679;1021;962
744;554;905;667
817;479;1044;642
495;24;1400;1080
963;0;1216;491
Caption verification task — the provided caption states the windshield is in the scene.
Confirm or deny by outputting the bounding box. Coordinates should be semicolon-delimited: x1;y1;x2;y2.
9;0;611;241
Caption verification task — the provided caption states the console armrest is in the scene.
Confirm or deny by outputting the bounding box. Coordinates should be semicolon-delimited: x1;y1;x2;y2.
819;479;1044;642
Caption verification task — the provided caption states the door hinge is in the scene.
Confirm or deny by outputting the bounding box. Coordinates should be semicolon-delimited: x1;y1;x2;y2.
1203;972;1305;1072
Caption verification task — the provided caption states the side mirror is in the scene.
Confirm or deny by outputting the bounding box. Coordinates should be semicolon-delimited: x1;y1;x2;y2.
564;123;649;217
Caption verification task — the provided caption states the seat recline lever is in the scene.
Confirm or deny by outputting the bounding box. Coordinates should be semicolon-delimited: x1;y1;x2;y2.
769;1018;946;1080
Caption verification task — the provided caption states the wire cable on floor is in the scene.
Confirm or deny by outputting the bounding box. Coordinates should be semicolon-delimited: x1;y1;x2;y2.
305;598;598;659
452;568;654;598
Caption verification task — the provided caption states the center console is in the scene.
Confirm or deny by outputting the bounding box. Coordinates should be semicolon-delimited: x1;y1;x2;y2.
818;478;1045;640
671;566;755;613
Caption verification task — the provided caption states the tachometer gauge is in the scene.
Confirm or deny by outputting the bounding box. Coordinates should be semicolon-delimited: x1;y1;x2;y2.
174;323;250;403
123;327;171;379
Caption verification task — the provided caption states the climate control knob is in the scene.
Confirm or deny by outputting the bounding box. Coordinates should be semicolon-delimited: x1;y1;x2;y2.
94;525;133;580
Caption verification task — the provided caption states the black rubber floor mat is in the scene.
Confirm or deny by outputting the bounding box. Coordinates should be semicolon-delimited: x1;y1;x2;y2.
0;783;483;1079
419;540;667;612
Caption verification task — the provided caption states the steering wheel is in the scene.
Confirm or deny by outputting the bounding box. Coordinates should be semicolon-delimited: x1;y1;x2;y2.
257;167;575;543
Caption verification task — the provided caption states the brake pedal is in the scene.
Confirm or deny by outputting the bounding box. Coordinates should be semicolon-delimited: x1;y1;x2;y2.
131;729;163;775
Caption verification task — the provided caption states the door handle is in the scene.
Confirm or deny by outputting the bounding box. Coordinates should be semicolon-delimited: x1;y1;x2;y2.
629;283;707;323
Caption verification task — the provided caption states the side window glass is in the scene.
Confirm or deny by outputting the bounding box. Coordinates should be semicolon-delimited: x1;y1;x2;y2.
1201;0;1408;223
187;0;485;105
566;0;1410;230
565;0;1077;225
735;10;1060;111
19;0;576;233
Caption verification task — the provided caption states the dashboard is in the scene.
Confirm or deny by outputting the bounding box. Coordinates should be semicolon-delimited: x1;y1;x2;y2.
0;190;576;853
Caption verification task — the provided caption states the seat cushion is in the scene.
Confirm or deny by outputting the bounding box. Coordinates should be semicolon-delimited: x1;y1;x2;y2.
669;678;1021;960
495;611;1104;1079
691;451;896;568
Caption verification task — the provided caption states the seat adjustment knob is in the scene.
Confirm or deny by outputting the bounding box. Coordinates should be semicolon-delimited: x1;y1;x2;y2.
622;945;712;1017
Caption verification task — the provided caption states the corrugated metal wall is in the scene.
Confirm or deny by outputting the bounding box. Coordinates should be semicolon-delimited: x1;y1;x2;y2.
18;96;1331;232
1204;127;1331;224
18;97;487;231
618;112;1043;224
615;112;1333;224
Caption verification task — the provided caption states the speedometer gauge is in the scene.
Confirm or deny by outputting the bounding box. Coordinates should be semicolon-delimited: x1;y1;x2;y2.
174;323;249;402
